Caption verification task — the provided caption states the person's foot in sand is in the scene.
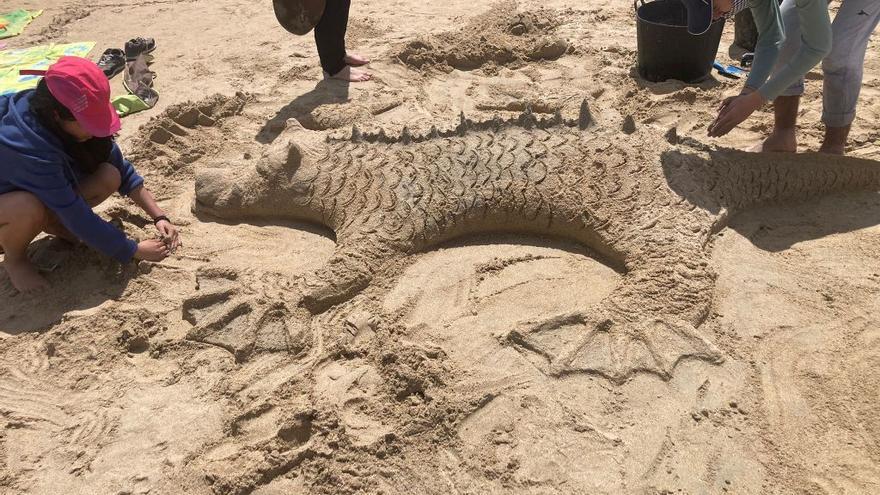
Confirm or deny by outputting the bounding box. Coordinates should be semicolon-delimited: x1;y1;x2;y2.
314;1;372;83
749;95;798;153
344;53;370;66
749;128;797;153
3;257;49;292
817;125;850;155
327;65;372;82
0;192;50;292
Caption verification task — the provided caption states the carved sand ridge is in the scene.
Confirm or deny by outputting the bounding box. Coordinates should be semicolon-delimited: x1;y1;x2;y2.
193;106;880;384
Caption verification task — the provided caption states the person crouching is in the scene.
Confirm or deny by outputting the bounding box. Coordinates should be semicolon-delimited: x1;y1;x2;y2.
0;56;180;292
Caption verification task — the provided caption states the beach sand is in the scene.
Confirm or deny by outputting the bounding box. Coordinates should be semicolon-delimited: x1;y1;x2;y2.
1;1;879;494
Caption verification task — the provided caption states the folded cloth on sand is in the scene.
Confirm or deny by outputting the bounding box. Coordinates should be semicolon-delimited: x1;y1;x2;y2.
112;93;151;117
0;9;43;39
0;42;95;95
114;53;158;117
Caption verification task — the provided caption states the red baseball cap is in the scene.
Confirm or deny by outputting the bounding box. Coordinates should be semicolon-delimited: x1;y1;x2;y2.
23;56;121;137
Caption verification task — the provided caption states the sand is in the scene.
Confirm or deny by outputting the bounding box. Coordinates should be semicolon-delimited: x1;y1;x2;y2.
1;1;879;494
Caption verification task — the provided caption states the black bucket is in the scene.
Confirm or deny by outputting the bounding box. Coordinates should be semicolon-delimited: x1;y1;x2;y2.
636;0;725;83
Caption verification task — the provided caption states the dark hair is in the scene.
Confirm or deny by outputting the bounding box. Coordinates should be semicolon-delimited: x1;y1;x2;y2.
30;79;113;175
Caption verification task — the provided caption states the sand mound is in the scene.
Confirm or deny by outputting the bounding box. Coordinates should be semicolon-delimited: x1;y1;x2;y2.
394;1;570;72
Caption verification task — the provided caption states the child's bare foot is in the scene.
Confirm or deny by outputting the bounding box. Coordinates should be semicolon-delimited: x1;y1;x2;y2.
4;258;49;292
749;129;797;153
344;53;370;66
327;66;372;82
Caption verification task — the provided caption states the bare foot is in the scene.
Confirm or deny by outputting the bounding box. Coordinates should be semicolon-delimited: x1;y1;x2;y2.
749;129;797;153
326;66;372;82
344;53;370;66
4;258;49;292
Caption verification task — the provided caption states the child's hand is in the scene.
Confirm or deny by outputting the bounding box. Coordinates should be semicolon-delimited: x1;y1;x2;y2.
135;239;170;262
156;219;181;252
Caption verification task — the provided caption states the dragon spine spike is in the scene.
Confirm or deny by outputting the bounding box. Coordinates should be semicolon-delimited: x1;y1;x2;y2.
579;99;592;130
622;115;637;134
520;108;536;129
401;126;412;144
457;112;469;136
430;125;440;139
351;125;362;142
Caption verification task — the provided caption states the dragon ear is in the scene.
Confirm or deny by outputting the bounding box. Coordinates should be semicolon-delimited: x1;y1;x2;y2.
258;119;318;175
284;118;307;133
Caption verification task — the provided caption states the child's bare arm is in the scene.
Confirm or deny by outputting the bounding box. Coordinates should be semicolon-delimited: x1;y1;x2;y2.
129;185;182;251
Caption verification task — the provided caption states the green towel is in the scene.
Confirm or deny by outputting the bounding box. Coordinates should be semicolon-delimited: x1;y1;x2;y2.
112;93;151;117
0;9;43;40
0;42;95;95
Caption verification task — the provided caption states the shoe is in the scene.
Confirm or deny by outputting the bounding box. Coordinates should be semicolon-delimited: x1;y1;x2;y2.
124;37;156;61
96;48;125;79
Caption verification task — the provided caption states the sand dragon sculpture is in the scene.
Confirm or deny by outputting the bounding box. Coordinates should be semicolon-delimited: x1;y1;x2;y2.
191;103;880;383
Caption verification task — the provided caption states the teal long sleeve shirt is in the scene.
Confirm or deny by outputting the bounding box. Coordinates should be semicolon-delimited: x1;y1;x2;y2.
745;0;833;101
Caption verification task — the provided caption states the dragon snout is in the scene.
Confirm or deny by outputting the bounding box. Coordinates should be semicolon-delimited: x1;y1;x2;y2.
194;168;244;217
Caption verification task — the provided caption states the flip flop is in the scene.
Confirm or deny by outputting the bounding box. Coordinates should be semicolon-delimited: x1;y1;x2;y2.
123;53;156;93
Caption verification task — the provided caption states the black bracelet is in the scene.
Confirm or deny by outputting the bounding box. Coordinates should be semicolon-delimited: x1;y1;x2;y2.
153;215;170;225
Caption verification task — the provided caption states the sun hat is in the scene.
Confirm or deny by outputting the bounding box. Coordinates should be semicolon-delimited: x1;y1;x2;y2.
21;56;121;137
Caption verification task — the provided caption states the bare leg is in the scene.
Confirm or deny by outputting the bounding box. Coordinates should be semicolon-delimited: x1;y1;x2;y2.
0;192;50;292
0;163;121;292
751;95;799;153
818;125;851;155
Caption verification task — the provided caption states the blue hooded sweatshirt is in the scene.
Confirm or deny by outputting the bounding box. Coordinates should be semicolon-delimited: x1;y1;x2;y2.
0;90;142;263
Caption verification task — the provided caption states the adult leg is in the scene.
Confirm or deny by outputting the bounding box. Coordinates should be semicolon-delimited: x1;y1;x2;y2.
752;0;803;153
0;192;50;292
314;0;369;81
819;0;880;155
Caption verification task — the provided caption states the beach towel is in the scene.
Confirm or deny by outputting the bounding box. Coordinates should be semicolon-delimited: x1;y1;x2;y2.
0;9;43;39
0;42;95;95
